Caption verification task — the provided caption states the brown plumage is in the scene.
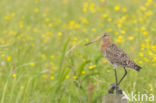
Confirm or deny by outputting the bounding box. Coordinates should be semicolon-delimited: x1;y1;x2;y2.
86;33;142;71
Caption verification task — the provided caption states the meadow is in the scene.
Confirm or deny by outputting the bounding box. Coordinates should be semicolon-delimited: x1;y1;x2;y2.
0;0;156;103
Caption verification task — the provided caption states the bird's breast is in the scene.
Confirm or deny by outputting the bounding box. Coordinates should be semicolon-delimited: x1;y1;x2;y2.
100;42;111;53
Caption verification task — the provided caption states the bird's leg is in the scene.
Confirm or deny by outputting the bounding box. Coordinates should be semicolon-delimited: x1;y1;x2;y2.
118;67;127;85
114;68;118;94
108;68;118;94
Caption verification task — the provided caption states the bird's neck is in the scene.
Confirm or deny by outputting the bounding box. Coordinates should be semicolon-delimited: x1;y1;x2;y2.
101;39;112;52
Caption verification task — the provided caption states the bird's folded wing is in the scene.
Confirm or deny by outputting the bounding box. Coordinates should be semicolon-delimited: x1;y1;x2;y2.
105;44;135;67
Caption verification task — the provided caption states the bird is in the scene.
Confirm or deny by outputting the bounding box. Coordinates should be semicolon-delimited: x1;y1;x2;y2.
85;33;142;94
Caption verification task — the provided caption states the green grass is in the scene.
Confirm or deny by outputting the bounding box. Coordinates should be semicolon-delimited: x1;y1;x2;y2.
0;0;156;103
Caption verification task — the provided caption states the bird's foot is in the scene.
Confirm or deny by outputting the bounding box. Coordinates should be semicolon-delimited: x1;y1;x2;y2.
108;84;122;94
108;84;116;94
116;87;122;94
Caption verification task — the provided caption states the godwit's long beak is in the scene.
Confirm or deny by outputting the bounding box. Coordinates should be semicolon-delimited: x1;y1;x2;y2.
85;36;103;46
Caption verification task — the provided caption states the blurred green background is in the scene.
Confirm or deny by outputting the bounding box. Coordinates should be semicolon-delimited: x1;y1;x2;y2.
0;0;155;103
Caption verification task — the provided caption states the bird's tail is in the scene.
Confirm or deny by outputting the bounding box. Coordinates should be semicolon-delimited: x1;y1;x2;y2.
134;65;142;72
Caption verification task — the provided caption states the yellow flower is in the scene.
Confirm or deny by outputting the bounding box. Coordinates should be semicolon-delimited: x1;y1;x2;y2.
58;32;62;36
81;70;86;74
89;3;96;13
45;18;50;22
101;0;105;2
83;2;88;12
4;16;10;21
85;38;89;43
138;61;142;64
114;5;120;11
65;75;69;79
7;56;11;61
89;65;96;69
108;28;112;32
49;23;53;27
80;17;88;24
50;55;55;59
11;12;15;17
139;53;144;57
42;74;47;78
145;10;153;16
41;54;46;59
19;22;24;29
106;70;110;72
83;8;87;13
121;30;125;34
12;73;16;78
30;63;35;67
143;32;148;35
117;24;122;28
122;8;127;12
116;36;123;43
141;26;146;31
42;13;47;17
50;76;54;80
102;14;108;18
34;8;39;13
75;24;80;29
91;28;96;32
107;18;112;22
83;59;86;62
20;85;24;89
73;76;77;79
140;6;146;11
69;20;75;29
1;53;5;57
128;36;134;40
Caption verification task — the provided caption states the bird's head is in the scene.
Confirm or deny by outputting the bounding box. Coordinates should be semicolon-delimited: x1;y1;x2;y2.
85;33;110;46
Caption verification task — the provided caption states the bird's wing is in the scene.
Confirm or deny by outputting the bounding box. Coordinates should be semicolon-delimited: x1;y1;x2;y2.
104;44;135;67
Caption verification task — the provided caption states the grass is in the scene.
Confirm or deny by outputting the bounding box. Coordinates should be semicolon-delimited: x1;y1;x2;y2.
0;0;156;103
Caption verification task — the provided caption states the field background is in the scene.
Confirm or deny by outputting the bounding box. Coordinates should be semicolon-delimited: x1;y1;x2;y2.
0;0;156;103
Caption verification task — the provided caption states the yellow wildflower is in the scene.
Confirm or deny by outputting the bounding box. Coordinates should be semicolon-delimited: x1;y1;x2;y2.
42;74;47;78
106;70;110;72
50;55;55;59
89;65;96;69
42;13;47;17
81;70;86;74
20;85;24;89
30;63;35;67
58;32;62;36
122;8;127;12
139;53;144;57
138;61;142;64
114;5;120;11
73;76;77;79
65;75;69;79
41;54;46;59
128;36;134;40
34;8;39;13
49;23;53;27
50;76;54;80
121;30;125;34
7;56;11;61
91;28;96;32
12;73;16;78
45;18;50;22
102;14;108;18
11;12;15;17
1;54;5;57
